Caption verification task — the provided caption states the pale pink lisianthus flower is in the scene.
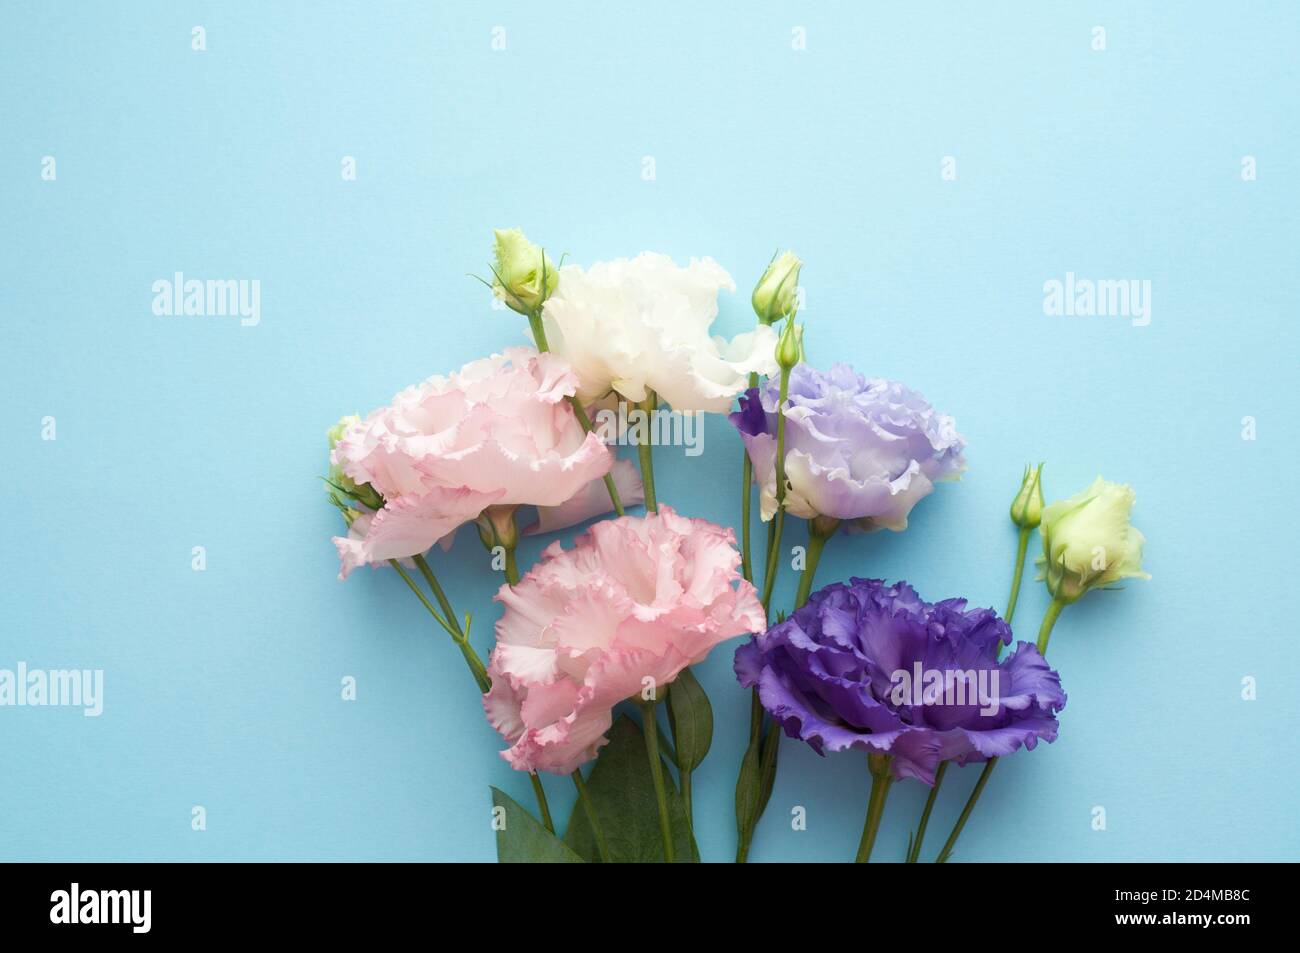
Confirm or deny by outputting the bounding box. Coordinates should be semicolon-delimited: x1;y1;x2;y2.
483;506;766;774
330;348;618;578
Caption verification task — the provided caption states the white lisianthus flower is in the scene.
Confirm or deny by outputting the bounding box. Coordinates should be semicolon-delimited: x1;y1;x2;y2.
538;252;779;413
1039;476;1149;603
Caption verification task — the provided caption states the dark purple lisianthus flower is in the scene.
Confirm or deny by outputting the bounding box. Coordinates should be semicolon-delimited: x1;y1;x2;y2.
730;363;965;531
735;578;1066;784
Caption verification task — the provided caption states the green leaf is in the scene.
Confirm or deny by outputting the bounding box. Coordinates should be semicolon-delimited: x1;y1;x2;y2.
491;787;584;863
734;737;762;840
666;667;713;772
562;714;699;863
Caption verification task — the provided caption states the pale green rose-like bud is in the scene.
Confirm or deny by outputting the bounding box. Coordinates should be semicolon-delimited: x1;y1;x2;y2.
1039;476;1149;604
326;415;359;453
325;415;360;495
776;319;804;371
751;250;803;325
1010;463;1045;528
492;228;558;315
326;414;383;511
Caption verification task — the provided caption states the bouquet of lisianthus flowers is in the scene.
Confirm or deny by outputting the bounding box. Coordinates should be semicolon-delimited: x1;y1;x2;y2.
322;229;1149;863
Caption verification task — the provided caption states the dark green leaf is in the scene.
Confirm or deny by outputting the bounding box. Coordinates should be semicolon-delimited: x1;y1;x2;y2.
562;714;699;863
735;736;762;839
491;786;584;863
666;667;713;772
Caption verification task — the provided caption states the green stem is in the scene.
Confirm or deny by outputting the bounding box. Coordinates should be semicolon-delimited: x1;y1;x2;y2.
934;758;997;863
795;523;833;610
736;369;799;863
640;698;675;862
759;365;792;610
773;369;791;511
737;509;786;859
636;392;658;513
504;546;520;586
741;451;754;582
412;554;462;638
1005;526;1031;625
932;600;1067;862
389;560;450;631
390;560;489;692
458;641;490;693
740;370;759;582
529;307;624;517
760;510;787;609
529;772;554;834
906;761;947;863
913;518;1037;860
527;309;550;351
756;720;781;818
1037;598;1066;654
571;396;625;516
855;758;894;863
571;769;611;862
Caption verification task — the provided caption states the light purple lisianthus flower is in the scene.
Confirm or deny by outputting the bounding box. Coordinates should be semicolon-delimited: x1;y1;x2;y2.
731;363;965;530
735;578;1066;784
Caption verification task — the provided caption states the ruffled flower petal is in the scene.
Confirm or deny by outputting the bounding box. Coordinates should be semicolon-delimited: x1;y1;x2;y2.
522;459;646;536
733;365;966;529
483;506;763;774
736;577;1065;785
330;347;617;579
541;253;778;414
337;486;503;576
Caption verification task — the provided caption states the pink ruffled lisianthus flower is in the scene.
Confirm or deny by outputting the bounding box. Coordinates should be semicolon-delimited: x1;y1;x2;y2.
330;347;628;578
483;506;766;774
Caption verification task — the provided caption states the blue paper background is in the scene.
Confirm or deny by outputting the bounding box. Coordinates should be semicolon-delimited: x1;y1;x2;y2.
3;1;1297;861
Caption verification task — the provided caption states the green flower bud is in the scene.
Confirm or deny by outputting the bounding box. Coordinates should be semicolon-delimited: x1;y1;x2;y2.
492;228;558;315
326;414;383;511
776;319;803;371
326;415;359;455
1039;476;1149;604
1010;463;1045;528
325;415;360;494
474;504;519;552
325;490;363;528
751;250;803;325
